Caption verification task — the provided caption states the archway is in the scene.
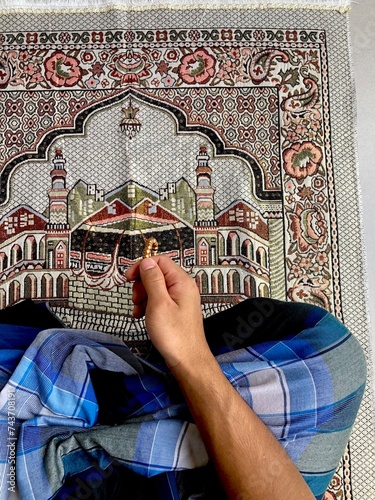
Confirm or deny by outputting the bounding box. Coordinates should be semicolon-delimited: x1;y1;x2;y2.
41;273;53;299
227;269;241;294
24;274;37;299
195;270;209;294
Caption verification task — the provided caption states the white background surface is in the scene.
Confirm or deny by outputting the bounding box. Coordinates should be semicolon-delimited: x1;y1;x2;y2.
349;0;375;385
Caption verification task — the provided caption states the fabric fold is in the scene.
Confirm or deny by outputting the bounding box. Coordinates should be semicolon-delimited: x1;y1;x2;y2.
0;300;366;499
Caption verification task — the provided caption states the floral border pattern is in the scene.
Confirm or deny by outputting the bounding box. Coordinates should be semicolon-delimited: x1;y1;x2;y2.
0;26;345;497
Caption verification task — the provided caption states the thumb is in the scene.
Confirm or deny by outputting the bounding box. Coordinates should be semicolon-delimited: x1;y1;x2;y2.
139;258;169;304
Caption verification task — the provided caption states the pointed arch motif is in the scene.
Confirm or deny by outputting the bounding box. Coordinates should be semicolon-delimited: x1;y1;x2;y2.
218;233;225;257
0;289;6;309
195;270;209;294
211;269;224;294
256;246;268;268
24;274;37;299
24;236;38;260
9;280;21;305
41;273;53;299
244;275;256;297
241;239;254;261
0;252;8;272
10;244;22;267
0;88;281;206
227;232;240;256
227;269;241;294
259;283;270;298
57;273;69;298
39;236;45;261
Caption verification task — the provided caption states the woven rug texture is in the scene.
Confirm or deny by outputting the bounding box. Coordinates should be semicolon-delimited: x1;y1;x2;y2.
0;5;373;499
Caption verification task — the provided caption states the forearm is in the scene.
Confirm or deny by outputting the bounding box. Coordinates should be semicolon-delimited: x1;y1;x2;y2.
171;348;314;500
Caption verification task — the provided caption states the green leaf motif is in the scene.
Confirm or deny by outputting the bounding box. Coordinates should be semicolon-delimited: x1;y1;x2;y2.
278;68;300;87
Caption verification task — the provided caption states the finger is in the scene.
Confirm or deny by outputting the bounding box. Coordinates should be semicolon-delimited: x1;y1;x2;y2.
132;279;147;306
138;258;170;304
155;256;195;300
125;259;142;282
133;301;146;319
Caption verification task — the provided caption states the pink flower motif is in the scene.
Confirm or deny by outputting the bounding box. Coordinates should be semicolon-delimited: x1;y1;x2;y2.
224;59;237;73
285;179;295;194
283;141;323;180
26;32;38;44
173;95;192;113
205;95;224;113
316;251;328;266
229;48;240;59
92;32;104;44
161;74;176;87
0;57;12;89
253;30;265;41
30;72;43;84
5;130;24;148
178;48;216;85
238;126;256;143
150;50;161;61
108;51;151;85
300;257;313;269
58;32;71;44
19;51;32;62
188;30;200;41
286;30;298;42
91;61;104;77
156;30;168;42
124;31;135;43
236;95;255;113
221;29;233;41
44;51;83;87
99;51;110;62
85;76;99;89
5;99;24;117
288;202;327;253
23;115;38;130
222;111;239;128
286;129;299;143
82;51;95;63
24;62;38;76
290;264;303;278
38;98;56;116
166;50;179;61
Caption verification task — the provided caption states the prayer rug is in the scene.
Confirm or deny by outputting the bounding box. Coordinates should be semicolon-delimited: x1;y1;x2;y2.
0;0;373;498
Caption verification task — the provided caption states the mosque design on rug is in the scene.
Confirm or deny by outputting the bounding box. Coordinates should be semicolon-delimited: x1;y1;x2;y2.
0;147;270;322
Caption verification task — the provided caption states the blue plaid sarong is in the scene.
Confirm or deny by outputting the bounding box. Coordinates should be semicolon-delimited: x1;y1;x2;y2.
0;299;366;499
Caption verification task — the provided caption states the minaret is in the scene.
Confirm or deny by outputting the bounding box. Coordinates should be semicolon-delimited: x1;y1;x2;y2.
194;146;218;266
195;146;215;222
45;149;70;270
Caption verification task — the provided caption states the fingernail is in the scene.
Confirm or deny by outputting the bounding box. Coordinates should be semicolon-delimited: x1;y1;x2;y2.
141;258;156;271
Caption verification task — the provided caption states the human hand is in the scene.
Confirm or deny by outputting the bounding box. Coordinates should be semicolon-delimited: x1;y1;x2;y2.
125;256;211;370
